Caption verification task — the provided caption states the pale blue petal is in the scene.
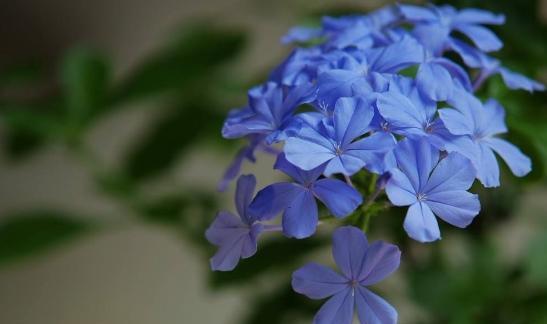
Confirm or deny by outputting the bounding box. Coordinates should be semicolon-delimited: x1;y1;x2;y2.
249;182;305;221
426;191;480;228
356;287;398;324
394;139;439;193
313;288;354;324
284;136;336;171
313;178;363;218
404;202;441;243
333;97;374;146
423;152;476;194
385;169;417;206
454;9;505;25
499;67;545;92
368;36;424;73
476;142;500;187
417;61;454;101
274;153;324;185
235;174;256;223
398;4;437;22
324;154;365;176
282;190;319;238
359;241;401;285
332;226;368;279
317;69;371;108
454;24;503;52
477;99;507;137
484;137;532;177
292;263;348;300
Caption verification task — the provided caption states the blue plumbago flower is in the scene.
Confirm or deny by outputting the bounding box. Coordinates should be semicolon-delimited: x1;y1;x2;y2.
249;154;362;239
208;3;544;301
449;41;546;92
375;76;477;159
385;139;480;242
315;36;424;108
222;82;316;144
292;226;400;324
284;97;396;176
206;175;266;271
439;89;532;187
400;4;505;55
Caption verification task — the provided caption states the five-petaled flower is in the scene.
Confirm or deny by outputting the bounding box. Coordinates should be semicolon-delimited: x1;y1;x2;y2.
292;226;401;324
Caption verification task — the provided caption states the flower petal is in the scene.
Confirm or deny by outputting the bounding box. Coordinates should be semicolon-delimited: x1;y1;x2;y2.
249;182;305;221
332;226;368;279
292;262;348;300
274;153;324;185
394;139;439;193
313;178;363;218
333;97;374;146
499;67;545;92
313;288;355;324
285;126;336;171
423;152;476;194
454;8;505;25
385;169;417;206
404;202;441;243
484;137;532;177
282;190;319;238
205;211;249;246
355;287;397;324
417;61;454;101
475;142;500;187
454;24;503;52
235;174;256;223
359;241;401;285
426;191;480;228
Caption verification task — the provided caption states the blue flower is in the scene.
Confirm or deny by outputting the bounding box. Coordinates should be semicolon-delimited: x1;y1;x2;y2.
385;139;480;242
284;97;396;176
399;4;505;55
292;226;400;324
222;82;316;144
315;36;424;108
439;89;532;187
375;77;476;160
450;42;545;92
249;154;362;238
206;175;264;271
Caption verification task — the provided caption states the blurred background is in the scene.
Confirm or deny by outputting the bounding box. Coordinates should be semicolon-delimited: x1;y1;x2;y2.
0;0;546;323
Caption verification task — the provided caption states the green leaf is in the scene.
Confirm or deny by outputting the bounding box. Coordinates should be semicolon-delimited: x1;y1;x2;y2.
112;24;247;103
525;229;547;287
0;211;93;266
124;98;224;181
61;48;110;132
209;236;328;288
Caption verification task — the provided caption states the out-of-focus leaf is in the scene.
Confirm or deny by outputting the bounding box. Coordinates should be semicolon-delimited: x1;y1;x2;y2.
409;243;505;323
0;61;45;88
61;48;110;133
209;236;328;288
112;25;247;103
525;229;547;287
124;98;224;181
0;211;93;266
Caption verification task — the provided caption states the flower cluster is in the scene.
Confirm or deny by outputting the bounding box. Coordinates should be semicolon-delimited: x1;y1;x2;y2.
207;4;544;323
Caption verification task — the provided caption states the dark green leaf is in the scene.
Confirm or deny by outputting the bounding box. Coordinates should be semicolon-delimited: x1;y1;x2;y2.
112;24;247;103
0;211;93;265
124;98;224;181
61;48;110;132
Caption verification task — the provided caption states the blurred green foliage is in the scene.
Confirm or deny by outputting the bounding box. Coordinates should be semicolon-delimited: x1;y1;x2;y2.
0;1;546;323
